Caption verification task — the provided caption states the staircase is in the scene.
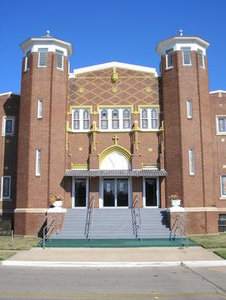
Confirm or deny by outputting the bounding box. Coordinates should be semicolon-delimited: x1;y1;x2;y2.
52;208;170;240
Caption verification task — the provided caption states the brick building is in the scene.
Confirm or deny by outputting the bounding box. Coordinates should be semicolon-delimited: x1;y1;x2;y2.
0;31;226;237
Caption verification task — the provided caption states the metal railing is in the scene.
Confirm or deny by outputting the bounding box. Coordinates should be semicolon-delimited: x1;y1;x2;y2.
131;194;142;240
169;217;188;247
42;217;56;249
84;193;95;240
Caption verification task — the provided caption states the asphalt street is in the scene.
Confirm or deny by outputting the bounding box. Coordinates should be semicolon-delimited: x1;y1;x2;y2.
0;265;226;299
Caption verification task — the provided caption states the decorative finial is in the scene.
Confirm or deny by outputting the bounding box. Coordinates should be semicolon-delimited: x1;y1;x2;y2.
179;29;183;36
46;30;50;37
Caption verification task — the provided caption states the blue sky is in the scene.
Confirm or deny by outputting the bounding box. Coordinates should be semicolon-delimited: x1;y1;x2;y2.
1;0;226;94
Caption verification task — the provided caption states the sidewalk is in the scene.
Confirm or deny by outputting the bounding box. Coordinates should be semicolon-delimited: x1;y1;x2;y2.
2;246;226;267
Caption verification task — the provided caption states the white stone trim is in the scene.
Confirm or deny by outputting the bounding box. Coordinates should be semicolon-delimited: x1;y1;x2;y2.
167;207;226;212
47;208;67;213
70;62;158;77
0;92;20;97
14;208;47;213
210;90;226;94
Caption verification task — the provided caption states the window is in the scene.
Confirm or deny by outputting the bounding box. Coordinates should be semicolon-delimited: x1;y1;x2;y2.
181;47;191;65
186;99;193;119
24;50;31;71
37;99;43;119
1;176;11;200
219;214;226;232
188;148;195;175
36;149;41;176
140;108;158;130
56;49;64;69
217;116;226;134
38;48;48;67
166;48;173;68
198;49;205;68
72;108;90;131
99;108;131;131
221;175;226;197
2;117;15;136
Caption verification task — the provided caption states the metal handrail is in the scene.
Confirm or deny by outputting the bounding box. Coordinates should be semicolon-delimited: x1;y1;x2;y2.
42;217;56;249
170;217;188;247
131;194;142;240
84;193;95;240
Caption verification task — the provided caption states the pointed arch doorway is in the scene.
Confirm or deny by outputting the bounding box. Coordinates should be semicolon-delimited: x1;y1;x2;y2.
99;150;132;208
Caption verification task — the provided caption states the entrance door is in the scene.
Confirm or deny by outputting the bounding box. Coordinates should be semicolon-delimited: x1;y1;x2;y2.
103;178;128;207
145;178;158;207
74;178;87;207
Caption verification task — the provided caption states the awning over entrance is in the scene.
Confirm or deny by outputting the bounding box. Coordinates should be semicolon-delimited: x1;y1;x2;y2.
65;169;167;177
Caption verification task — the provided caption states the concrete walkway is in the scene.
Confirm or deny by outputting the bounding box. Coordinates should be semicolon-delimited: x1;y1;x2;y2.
2;246;226;267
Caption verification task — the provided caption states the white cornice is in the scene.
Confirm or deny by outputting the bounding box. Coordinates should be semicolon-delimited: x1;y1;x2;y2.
70;62;158;77
210;90;226;94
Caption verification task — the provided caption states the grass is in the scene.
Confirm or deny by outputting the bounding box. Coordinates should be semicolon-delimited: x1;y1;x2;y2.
0;251;16;261
214;250;226;260
189;233;226;249
0;236;41;250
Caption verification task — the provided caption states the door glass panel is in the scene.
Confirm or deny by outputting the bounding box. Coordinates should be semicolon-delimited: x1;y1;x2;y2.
104;179;115;207
74;179;86;207
117;179;128;207
145;178;157;206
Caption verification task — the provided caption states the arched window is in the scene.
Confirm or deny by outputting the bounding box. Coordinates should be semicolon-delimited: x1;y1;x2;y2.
101;109;108;129
141;109;148;129
112;109;119;129
151;108;158;129
83;109;90;129
73;109;80;130
123;109;130;129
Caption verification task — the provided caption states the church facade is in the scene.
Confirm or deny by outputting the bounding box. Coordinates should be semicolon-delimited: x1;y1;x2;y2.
0;32;226;236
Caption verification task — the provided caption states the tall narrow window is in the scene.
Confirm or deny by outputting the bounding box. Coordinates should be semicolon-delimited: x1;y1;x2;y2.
83;109;90;130
112;109;119;129
56;49;64;69
36;149;41;176
151;109;158;129
166;48;173;68
38;48;48;67
24;50;31;71
37;98;43;119
141;109;148;129
186;99;193;119
1;176;11;200
182;47;191;65
221;175;226;197
101;109;108;130
2;117;15;136
198;49;205;68
217;117;226;134
188;148;195;175
73;110;80;130
123;109;130;129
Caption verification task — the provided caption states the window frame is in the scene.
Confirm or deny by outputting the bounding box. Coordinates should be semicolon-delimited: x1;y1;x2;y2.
2;116;15;136
181;47;192;66
186;99;193;119
72;108;90;132
38;48;48;67
220;175;226;198
216;116;226;135
188;148;195;175
24;50;31;72
198;49;205;68
56;49;64;70
165;48;174;69
99;108;131;131
1;176;11;200
37;98;43;119
140;107;159;131
36;149;42;177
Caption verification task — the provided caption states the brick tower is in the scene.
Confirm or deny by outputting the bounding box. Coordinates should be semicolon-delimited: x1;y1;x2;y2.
156;32;215;233
14;31;73;235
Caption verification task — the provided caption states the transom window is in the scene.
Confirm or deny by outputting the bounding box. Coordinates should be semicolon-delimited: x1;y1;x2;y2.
181;47;191;66
140;108;158;130
38;48;48;67
72;108;90;131
99;108;131;131
217;116;226;134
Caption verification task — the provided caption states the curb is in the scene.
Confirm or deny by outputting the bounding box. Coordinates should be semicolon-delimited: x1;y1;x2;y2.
1;260;226;268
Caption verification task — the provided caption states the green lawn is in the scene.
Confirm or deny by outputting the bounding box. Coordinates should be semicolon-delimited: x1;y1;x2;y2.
0;236;41;250
214;250;226;260
189;233;226;249
0;251;16;261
